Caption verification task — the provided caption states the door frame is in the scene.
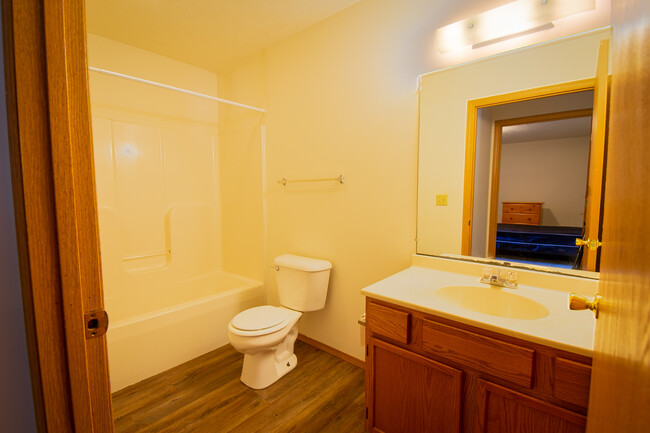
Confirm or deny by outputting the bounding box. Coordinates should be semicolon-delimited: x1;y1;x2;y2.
461;79;596;257
2;0;113;431
486;108;593;259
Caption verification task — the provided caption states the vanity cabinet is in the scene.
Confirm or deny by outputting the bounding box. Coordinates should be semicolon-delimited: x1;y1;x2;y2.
370;339;463;433
365;298;591;433
476;379;585;433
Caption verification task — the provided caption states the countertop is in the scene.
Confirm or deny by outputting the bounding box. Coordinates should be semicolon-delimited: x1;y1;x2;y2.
361;255;598;356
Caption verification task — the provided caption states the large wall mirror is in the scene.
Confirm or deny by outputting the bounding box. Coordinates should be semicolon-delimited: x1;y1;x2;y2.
417;28;611;277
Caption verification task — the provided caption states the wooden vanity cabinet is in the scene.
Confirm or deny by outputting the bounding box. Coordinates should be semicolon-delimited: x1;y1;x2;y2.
476;380;586;433
369;339;463;433
365;298;592;433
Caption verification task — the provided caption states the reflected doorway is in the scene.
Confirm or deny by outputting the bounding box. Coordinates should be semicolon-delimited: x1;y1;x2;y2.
491;111;592;269
463;88;608;271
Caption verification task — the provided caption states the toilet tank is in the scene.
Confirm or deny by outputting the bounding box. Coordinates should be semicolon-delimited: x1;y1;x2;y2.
274;254;332;312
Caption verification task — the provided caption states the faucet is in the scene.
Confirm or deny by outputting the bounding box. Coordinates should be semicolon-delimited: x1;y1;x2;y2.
480;267;518;288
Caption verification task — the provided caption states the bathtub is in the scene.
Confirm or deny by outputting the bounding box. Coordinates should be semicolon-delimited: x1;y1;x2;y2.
106;271;265;392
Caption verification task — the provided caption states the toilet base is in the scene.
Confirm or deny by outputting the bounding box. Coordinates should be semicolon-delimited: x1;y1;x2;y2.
240;325;299;389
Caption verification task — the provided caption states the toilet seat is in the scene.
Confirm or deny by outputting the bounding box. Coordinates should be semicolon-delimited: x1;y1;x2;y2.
230;306;292;337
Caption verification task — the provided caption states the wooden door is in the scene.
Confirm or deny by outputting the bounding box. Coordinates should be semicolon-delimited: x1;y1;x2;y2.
3;0;113;431
368;338;463;433
476;379;585;433
580;39;609;271
586;1;650;432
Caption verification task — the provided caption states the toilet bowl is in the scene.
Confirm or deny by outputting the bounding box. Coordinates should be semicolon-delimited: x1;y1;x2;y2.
228;305;302;389
227;254;332;389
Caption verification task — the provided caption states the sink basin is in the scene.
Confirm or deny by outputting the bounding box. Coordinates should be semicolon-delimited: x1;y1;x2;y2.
435;285;549;320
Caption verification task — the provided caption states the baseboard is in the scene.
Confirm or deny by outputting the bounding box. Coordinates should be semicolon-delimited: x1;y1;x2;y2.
297;334;365;370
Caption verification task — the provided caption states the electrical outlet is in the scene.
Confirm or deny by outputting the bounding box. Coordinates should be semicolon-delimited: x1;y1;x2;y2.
436;194;448;206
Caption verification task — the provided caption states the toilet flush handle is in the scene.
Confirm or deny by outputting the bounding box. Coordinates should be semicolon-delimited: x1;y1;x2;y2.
271;265;279;271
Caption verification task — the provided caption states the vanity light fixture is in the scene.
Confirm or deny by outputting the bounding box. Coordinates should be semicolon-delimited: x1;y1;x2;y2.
435;0;596;53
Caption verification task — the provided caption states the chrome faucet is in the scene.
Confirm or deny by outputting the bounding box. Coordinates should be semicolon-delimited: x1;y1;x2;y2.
480;267;518;288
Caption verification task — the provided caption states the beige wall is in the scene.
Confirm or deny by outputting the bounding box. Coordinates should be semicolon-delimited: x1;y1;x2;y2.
87;35;219;124
261;0;434;360
499;136;590;227
217;57;267;282
219;0;609;361
88;0;611;363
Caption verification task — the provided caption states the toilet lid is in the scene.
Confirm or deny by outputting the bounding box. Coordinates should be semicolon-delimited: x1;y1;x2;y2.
231;306;290;331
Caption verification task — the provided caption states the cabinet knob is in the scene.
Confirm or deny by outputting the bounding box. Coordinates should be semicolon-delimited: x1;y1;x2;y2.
568;293;601;319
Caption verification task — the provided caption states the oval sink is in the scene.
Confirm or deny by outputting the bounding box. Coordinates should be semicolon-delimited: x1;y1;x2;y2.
435;285;549;320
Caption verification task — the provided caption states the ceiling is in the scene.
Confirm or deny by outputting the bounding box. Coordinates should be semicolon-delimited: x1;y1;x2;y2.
502;116;593;144
85;0;362;74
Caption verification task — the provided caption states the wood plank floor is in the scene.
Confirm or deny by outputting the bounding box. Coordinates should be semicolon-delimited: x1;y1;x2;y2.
112;340;366;432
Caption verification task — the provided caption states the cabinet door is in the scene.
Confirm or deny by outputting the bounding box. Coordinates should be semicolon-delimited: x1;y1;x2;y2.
476;379;586;433
368;338;462;433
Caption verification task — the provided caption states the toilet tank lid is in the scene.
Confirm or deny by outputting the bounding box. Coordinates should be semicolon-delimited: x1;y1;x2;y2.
274;254;332;272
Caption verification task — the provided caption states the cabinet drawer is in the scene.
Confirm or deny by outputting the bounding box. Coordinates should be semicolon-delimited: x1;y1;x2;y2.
503;212;540;225
422;320;534;388
553;357;591;408
503;203;541;214
367;302;410;344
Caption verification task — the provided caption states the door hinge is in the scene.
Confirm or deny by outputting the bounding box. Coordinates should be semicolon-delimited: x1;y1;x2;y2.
84;309;109;339
365;407;368;419
366;344;369;357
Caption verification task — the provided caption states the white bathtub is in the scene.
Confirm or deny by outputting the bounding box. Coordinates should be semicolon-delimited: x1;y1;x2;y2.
106;271;264;391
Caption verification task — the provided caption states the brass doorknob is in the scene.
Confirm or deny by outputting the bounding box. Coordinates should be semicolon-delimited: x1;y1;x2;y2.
575;238;602;250
568;293;601;318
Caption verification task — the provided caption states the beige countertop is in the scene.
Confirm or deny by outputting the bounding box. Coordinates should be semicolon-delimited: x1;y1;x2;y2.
361;255;598;357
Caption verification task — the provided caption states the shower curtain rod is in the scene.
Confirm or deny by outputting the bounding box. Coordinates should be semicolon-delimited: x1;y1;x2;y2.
88;66;266;113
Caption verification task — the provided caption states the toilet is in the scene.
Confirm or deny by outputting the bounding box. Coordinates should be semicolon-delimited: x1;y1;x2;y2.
228;254;332;389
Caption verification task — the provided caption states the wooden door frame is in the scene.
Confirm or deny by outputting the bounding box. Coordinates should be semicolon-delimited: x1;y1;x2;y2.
2;0;113;431
485;109;593;259
581;39;609;272
461;79;596;256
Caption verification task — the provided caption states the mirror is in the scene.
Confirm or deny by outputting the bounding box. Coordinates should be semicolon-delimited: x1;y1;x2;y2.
417;28;611;277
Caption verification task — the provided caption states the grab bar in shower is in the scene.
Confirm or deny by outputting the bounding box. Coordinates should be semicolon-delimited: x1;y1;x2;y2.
278;174;344;186
122;250;170;261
